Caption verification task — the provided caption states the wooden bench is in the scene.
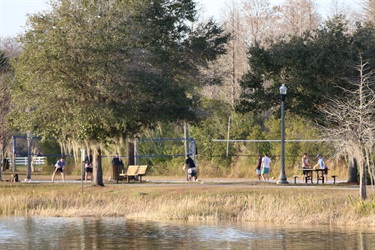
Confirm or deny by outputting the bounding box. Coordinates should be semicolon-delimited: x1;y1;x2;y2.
119;165;148;183
331;175;338;184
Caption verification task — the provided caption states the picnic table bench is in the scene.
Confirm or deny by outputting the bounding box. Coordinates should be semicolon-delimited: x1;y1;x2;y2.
331;175;338;184
299;169;333;184
119;165;148;183
303;169;326;183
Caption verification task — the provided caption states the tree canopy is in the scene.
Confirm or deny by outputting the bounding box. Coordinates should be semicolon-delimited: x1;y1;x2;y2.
7;0;229;185
237;16;375;122
10;0;229;142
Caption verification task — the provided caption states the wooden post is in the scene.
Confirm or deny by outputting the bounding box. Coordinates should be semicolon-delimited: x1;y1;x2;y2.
134;137;139;166
184;121;189;181
127;138;135;166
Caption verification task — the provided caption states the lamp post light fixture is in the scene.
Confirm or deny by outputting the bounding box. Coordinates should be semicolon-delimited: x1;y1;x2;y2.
277;84;288;184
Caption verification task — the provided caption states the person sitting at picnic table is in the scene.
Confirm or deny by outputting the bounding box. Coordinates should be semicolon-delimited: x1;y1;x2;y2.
302;153;312;179
314;154;328;181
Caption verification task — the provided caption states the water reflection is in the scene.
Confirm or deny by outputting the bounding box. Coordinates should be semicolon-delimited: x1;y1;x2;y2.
0;217;374;249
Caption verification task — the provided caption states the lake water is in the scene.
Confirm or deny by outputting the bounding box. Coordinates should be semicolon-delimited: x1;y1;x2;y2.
0;217;375;249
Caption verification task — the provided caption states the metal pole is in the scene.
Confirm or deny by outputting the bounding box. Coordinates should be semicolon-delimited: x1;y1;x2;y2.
81;148;85;192
12;136;16;172
277;94;288;184
184;121;189;181
27;131;33;180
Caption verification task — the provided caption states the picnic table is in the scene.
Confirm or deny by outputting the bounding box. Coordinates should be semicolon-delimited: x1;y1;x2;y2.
301;168;326;184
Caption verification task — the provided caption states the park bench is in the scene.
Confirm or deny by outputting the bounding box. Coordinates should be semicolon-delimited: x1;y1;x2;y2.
119;165;148;183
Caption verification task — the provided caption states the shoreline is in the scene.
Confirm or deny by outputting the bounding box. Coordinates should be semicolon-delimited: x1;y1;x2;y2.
1;177;374;227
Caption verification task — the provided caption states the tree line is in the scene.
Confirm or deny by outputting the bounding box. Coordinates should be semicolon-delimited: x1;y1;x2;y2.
1;0;375;199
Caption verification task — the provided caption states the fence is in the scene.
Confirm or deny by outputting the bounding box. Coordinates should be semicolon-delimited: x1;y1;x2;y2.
14;156;46;166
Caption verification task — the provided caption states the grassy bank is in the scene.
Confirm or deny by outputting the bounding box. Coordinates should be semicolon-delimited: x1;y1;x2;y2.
0;181;374;227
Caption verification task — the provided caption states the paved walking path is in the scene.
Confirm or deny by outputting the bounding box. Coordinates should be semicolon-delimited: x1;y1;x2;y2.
1;172;349;186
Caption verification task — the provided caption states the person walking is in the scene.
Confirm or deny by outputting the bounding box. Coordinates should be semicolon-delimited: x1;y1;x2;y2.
261;153;272;181
51;157;66;182
255;154;262;181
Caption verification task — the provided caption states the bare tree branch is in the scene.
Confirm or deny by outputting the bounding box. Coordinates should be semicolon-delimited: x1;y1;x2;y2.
321;56;375;200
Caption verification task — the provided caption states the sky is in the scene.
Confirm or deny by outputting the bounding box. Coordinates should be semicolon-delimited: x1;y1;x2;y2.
0;0;362;38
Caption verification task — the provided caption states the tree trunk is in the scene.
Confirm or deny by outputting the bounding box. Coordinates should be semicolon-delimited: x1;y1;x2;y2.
127;139;134;166
93;148;104;186
0;153;2;180
360;163;367;200
348;158;358;183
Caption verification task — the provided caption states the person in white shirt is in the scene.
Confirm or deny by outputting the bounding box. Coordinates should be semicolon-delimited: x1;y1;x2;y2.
261;153;272;181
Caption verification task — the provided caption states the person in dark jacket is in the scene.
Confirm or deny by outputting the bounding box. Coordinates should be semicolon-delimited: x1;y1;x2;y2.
185;154;197;181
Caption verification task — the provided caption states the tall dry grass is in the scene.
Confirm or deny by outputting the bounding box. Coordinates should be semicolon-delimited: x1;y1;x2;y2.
0;182;374;227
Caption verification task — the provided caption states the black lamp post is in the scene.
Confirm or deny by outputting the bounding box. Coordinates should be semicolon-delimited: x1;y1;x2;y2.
26;131;33;180
277;84;288;184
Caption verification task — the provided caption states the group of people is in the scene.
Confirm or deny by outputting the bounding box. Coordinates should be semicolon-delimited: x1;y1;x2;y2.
255;152;328;181
302;153;328;180
50;152;328;183
51;154;94;182
255;153;272;181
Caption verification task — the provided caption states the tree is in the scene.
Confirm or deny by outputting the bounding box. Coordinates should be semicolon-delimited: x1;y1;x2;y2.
0;50;11;178
236;16;374;122
279;0;321;37
9;0;229;186
242;0;278;45
362;0;375;24
201;1;247;107
321;59;375;200
0;38;21;177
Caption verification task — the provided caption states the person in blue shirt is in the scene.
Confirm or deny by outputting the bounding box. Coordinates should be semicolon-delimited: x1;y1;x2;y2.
314;154;328;181
51;157;66;182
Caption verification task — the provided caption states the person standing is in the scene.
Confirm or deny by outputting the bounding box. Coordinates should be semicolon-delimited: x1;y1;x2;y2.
255;154;262;181
51;157;66;182
185;154;197;181
261;153;272;181
84;154;93;182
